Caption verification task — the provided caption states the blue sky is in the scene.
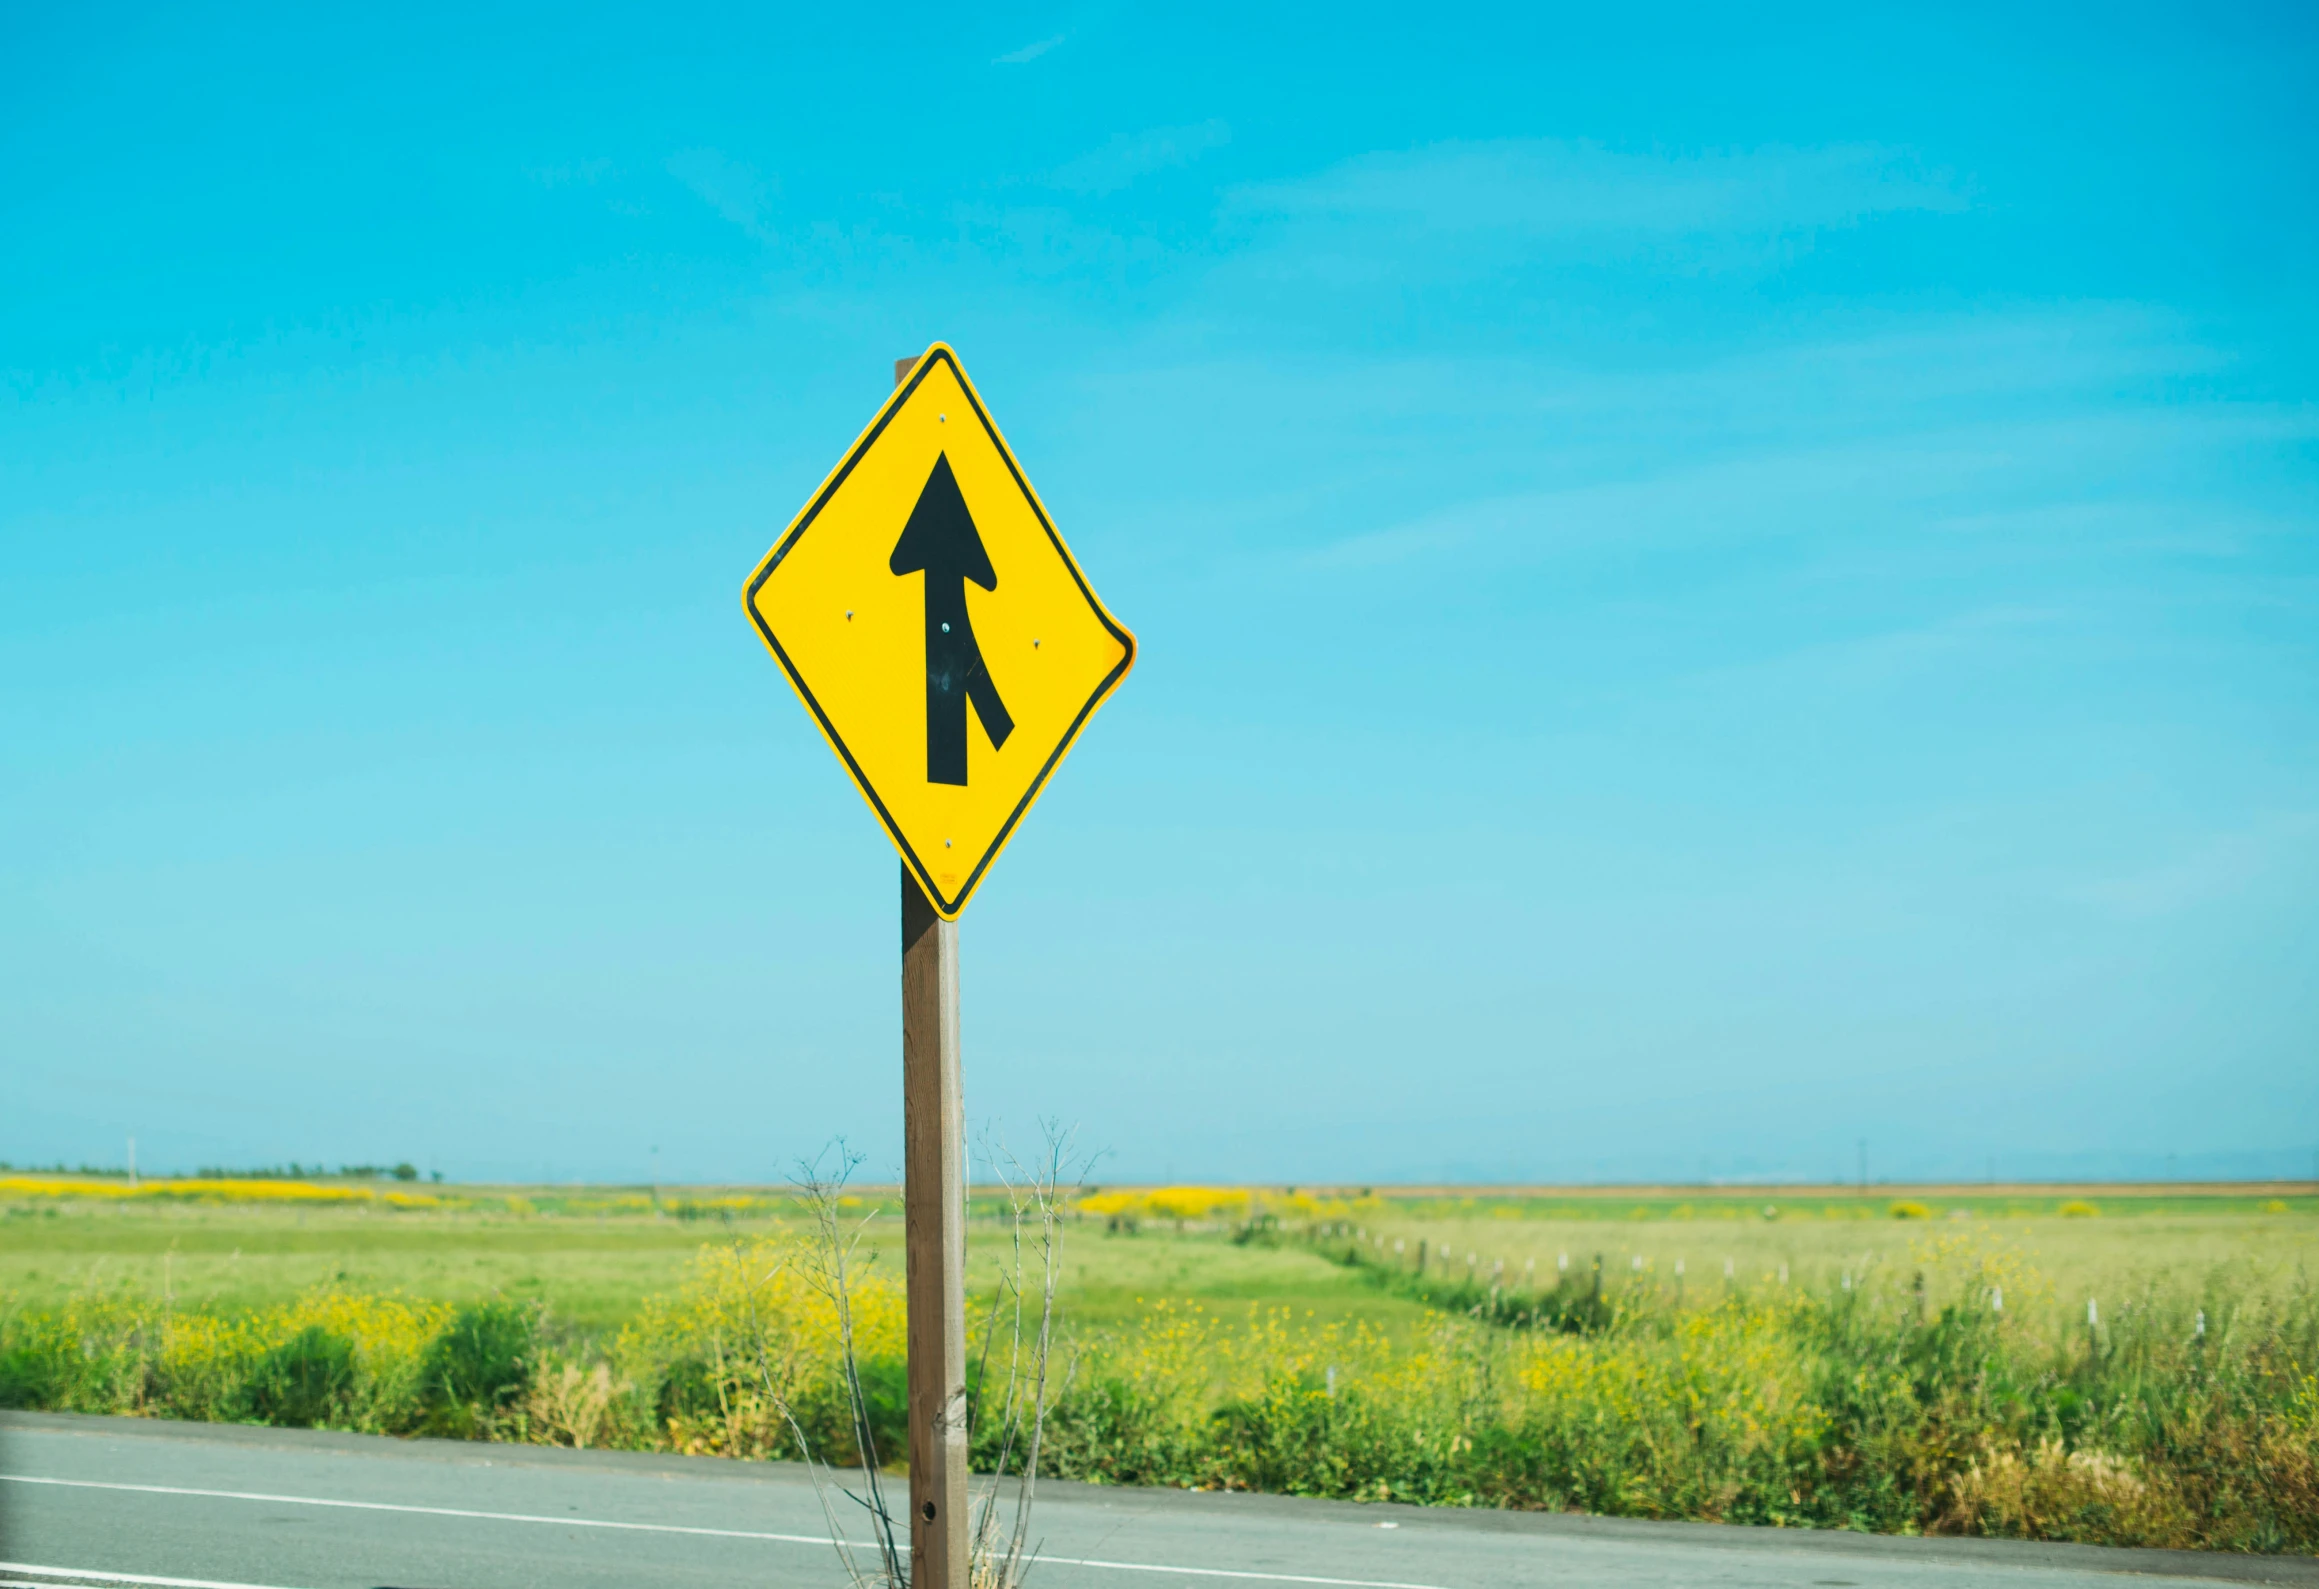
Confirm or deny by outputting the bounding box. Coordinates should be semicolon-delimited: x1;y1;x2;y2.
5;3;2315;1185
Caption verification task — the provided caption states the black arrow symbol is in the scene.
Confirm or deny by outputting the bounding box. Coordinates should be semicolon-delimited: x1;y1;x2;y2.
890;453;1015;786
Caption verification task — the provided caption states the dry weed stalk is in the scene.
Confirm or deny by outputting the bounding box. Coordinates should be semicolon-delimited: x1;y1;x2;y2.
965;1122;1084;1589
748;1145;907;1589
524;1361;622;1449
727;1131;1080;1589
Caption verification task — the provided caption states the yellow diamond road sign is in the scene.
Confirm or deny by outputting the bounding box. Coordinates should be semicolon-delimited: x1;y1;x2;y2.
743;344;1136;919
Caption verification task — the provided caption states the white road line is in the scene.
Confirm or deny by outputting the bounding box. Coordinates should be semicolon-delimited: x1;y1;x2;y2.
2;1566;317;1589
0;1473;835;1546
1;1476;1454;1589
1037;1562;1447;1588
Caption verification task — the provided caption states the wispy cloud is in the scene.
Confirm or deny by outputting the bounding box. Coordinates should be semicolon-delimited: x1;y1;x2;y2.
1223;138;1967;278
1713;603;2074;694
995;33;1065;64
526;158;614;189
2073;813;2319;918
665;147;775;242
1050;119;1231;195
1234;138;1965;234
1301;402;2317;572
1274;305;2313;575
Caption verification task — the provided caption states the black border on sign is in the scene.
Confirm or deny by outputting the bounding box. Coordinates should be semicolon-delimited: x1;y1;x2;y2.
741;344;1137;920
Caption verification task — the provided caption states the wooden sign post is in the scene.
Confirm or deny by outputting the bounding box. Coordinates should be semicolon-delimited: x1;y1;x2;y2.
740;343;1136;1589
896;354;969;1589
901;866;967;1584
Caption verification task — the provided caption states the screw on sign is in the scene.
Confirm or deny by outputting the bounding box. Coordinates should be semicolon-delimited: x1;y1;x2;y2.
741;344;1135;1587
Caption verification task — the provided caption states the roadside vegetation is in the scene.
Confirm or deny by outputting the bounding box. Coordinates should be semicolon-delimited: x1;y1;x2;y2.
3;1177;2313;1554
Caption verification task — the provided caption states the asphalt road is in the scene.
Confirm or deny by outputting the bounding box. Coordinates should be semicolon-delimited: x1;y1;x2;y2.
3;1412;2313;1589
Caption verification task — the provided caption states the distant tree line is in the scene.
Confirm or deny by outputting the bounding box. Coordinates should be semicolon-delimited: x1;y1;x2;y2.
0;1160;427;1183
0;1162;136;1177
193;1163;425;1182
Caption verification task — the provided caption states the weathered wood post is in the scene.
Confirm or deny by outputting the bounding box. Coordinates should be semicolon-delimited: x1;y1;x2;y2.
897;353;969;1589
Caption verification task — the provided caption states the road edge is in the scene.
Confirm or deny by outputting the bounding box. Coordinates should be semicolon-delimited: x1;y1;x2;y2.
4;1410;2312;1585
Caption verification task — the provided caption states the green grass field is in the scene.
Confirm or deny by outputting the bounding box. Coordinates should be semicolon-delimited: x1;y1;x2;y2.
6;1181;2311;1343
0;1195;1439;1340
1362;1195;2319;1317
7;1178;2315;1552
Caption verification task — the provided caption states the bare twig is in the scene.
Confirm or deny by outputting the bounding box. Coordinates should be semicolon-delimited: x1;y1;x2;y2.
738;1249;885;1588
790;1144;907;1588
968;1120;1087;1589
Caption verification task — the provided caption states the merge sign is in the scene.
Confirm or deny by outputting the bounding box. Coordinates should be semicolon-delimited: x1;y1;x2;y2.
743;344;1136;919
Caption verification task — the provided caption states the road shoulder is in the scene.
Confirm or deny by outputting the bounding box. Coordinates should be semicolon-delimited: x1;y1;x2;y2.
6;1409;2313;1586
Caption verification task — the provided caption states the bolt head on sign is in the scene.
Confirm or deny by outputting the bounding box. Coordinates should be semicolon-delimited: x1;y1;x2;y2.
742;343;1135;919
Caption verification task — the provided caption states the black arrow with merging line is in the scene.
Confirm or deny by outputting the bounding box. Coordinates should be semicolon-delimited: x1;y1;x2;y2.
890;454;1014;785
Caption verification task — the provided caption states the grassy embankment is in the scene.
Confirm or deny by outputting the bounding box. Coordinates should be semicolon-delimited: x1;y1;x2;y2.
4;1177;2314;1552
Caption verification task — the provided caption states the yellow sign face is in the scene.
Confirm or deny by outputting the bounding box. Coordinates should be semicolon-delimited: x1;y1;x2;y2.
742;344;1136;919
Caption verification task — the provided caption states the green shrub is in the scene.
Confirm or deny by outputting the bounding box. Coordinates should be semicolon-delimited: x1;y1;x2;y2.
4;1244;2312;1552
245;1326;356;1428
1010;1265;2319;1551
0;1344;60;1409
418;1301;536;1436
